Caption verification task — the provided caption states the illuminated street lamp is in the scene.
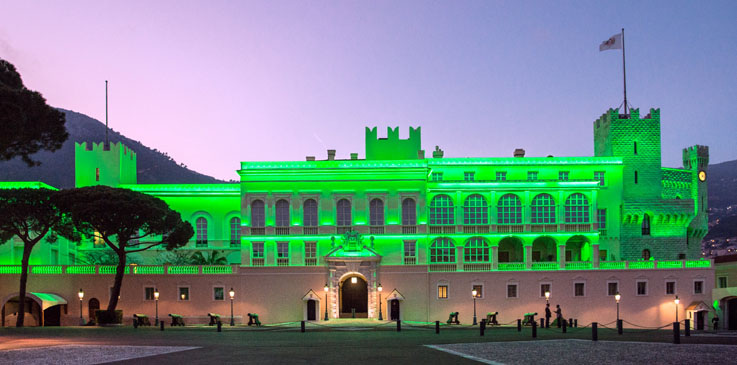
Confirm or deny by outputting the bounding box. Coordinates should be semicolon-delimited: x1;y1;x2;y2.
378;284;383;321
78;289;85;326
323;283;329;321
674;296;680;322
229;288;235;326
154;288;160;326
544;291;550;304
615;292;621;321
472;289;478;326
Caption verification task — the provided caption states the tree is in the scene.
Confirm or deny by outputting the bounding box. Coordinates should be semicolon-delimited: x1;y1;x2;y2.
54;186;193;313
189;250;229;265
0;58;68;166
79;248;142;265
0;188;78;327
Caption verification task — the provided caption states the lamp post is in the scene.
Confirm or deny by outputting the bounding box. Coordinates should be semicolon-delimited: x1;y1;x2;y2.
472;289;478;325
545;291;550;304
78;289;84;326
615;292;621;321
378;284;383;321
229;288;235;326
674;295;680;322
154;288;160;326
324;284;330;321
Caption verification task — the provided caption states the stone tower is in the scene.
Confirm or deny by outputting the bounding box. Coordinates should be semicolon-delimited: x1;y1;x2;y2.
75;142;137;188
365;127;423;160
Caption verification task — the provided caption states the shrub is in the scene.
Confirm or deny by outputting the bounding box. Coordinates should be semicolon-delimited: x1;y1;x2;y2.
95;309;123;325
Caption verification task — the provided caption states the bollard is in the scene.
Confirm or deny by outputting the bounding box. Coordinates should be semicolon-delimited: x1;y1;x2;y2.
217;321;222;332
435;320;440;334
592;322;598;341
574;319;578;328
617;319;623;335
397;320;401;332
160;321;164;331
517;319;522;332
540;318;545;329
684;319;690;337
673;322;680;344
532;320;537;338
480;319;486;337
301;320;305;333
562;319;567;333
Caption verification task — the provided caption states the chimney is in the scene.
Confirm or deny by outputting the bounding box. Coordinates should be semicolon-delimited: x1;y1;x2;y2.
418;150;425;159
327;149;336;161
306;156;315;161
350;153;358;160
432;146;444;158
514;148;525;158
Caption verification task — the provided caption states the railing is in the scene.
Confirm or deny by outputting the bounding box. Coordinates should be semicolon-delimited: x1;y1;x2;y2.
252;258;265;267
685;260;711;268
305;258;317;266
429;226;455;234
402;226;417;234
497;225;524;233
404;256;416;265
230;240;240;248
133;266;165;275
99;266;129;274
463;225;490;234
565;261;593;270
336;226;352;234
30;266;63;274
202;265;233;274
66;265;96;274
167;265;199;274
531;224;558;233
276;258;289;267
303;227;318;235
250;228;265;235
656;260;684;269
275;227;290;235
463;263;491;272
531;262;558;270
563;224;591;232
0;265;239;275
498;262;526;271
628;261;655;269
369;226;384;234
600;261;626;270
429;263;456;272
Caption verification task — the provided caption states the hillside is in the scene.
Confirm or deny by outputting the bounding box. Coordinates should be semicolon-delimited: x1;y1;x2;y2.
705;159;737;244
0;109;225;188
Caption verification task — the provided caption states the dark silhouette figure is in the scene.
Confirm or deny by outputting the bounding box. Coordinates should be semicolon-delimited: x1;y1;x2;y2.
545;304;552;328
712;316;719;332
555;305;562;328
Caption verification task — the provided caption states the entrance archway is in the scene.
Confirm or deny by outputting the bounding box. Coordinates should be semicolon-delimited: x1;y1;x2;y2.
532;236;557;262
498;237;523;262
88;298;100;324
566;235;592;261
340;276;368;318
390;300;400;321
307;300;317;321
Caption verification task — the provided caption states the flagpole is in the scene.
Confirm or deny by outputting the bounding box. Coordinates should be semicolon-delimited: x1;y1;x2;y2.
621;28;628;115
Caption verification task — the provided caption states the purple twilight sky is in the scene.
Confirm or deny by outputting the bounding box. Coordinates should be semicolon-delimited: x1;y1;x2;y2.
1;0;735;181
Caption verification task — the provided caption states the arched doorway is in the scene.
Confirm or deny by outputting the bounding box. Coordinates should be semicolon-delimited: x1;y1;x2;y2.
2;292;67;327
88;298;100;325
340;276;368;318
727;298;737;330
498;237;523;262
566;235;592;261
390;300;400;321
532;237;557;262
307;300;317;321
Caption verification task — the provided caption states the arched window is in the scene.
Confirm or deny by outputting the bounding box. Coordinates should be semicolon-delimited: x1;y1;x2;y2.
497;194;522;224
464;238;489;262
463;194;488;225
251;200;265;227
564;193;589;223
430;238;455;263
430;195;455;225
303;199;318;227
196;217;208;246
642;249;651;260
402;198;416;225
531;194;556;224
230;217;241;246
336;199;351;226
642;214;651;236
275;199;290;227
370;199;384;226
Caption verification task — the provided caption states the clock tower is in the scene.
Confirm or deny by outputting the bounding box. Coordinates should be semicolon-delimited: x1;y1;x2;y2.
683;145;709;255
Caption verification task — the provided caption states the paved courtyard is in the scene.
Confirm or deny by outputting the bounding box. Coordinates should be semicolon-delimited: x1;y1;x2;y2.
1;323;736;364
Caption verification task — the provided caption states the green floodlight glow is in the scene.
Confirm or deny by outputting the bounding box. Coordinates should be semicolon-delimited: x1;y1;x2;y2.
0;181;58;190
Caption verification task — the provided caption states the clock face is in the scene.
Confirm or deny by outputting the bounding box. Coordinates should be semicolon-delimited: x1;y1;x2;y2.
698;170;707;182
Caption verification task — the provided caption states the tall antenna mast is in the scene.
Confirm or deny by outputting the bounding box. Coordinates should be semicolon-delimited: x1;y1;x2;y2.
105;80;109;145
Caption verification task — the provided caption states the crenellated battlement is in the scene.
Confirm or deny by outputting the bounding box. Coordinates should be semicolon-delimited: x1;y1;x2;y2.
593;108;660;130
75;141;137;187
365;126;422;160
682;145;709;170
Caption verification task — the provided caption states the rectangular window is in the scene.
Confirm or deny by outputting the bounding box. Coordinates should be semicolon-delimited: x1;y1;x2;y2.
694;280;704;294
144;287;155;301
636;281;648;296
95;167;100;182
574;282;585;297
718;276;728;289
464;172;475;181
527;171;538;181
252;242;264;258
404;241;416;258
277;242;289;258
507;284;518;298
496;171;507;181
213;287;224;301
540;283;551;298
607;282;619;296
559;171;569;181
634;170;638;184
178;287;190;301
472;284;483;298
597;209;607;230
665;281;676;295
594;171;606;186
305;242;316;259
438;285;448;299
431;172;443;182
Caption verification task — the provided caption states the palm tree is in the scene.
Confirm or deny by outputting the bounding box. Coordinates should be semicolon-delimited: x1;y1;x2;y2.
189;250;228;265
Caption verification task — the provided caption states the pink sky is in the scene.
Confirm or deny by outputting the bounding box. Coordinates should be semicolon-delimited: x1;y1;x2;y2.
2;1;735;180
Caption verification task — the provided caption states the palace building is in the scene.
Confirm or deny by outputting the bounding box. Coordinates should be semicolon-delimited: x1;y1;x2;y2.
0;108;718;328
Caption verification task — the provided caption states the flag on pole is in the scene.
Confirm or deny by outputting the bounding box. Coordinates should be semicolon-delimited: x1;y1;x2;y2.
599;33;623;51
